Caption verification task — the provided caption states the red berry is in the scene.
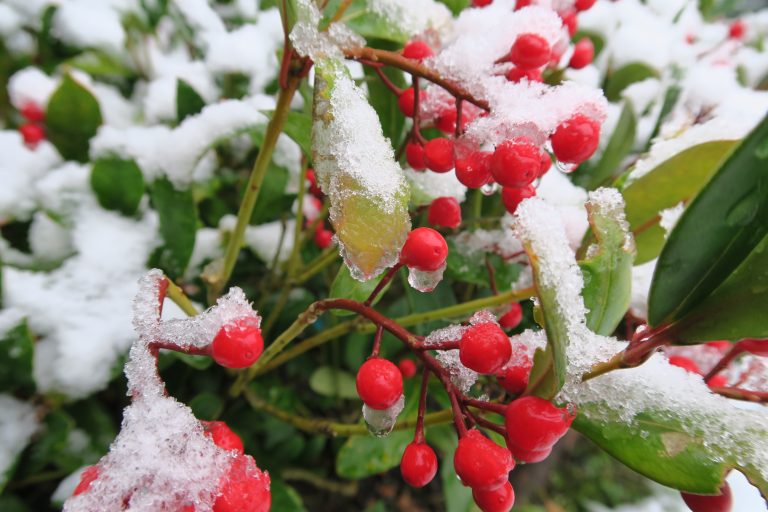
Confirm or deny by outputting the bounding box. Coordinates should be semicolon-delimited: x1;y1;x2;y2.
507;442;552;464
202;421;245;454
491;140;541;188
669;356;702;375
314;228;334;249
514;0;533;9
454;430;515;491
403;41;433;61
19;123;45;148
496;351;532;396
212;317;264;369
501;185;536;215
575;0;596;11
20;102;45;123
681;483;732;512
738;338;768;356
707;374;728;388
539;152;552;176
428;197;462;229
509;34;551;70
436;107;475;135
472;0;493;6
455;151;493;189
356;357;403;410
729;20;746;40
561;11;578;37
73;465;99;496
569;38;594;69
400;441;438;487
706;341;731;351
214;455;270;512
398;87;426;117
551;114;600;164
505;397;575;455
406;142;427;171
424;138;455;173
472;481;515;512
499;303;523;329
505;67;543;83
399;227;449;271
398;358;417;378
306;168;322;196
460;323;512;374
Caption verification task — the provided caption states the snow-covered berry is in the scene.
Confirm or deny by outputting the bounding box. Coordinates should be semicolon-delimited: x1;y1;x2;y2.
211;317;264;369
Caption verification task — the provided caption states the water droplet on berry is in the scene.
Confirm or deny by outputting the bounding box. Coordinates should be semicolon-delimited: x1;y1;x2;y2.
555;161;577;174
362;395;405;437
480;182;497;196
407;263;446;292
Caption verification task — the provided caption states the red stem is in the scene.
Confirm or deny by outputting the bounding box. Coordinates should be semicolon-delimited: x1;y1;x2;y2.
463;397;507;415
411;75;426;145
364;263;402;307
411;340;460;351
704;345;743;382
485;255;498;295
371;325;383;358
454;99;464;138
373;65;404;96
415;367;429;443
711;386;768;403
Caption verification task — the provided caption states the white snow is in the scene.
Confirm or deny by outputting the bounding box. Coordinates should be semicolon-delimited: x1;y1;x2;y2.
53;2;126;54
0;394;38;482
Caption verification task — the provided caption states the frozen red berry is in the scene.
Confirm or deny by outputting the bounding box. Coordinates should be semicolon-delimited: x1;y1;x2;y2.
738;338;768;356
20;102;45;123
472;481;515;512
398;87;426;117
681;483;732;512
73;465;99;496
505;396;575;455
569;38;594;69
306;168;322;196
203;421;245;454
706;341;731;352
539;152;552;176
455;151;493;189
490;139;541;188
514;0;533;9
403;41;433;61
561;10;578;37
575;0;596;11
398;358;417;379
400;441;438;487
472;0;493;6
509;34;551;70
454;430;515;491
551;114;600;164
356;357;403;410
436;107;476;134
399;227;449;271
19;123;45;148
669;356;702;375
406;142;427;170
460;323;512;374
314;227;334;249
212;317;264;369
728;20;746;40
501;185;536;215
424;138;455;173
499;303;523;330
213;455;270;512
428;197;462;229
707;374;728;388
496;350;532;396
505;66;542;83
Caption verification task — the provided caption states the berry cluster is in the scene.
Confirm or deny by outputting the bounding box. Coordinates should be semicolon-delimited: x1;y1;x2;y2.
17;101;46;148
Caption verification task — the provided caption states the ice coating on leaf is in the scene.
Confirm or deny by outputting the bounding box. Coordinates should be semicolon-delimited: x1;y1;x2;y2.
407;262;446;292
289;0;364;60
585;188;634;253
64;270;260;512
362;394;405;437
312;58;411;280
368;0;452;36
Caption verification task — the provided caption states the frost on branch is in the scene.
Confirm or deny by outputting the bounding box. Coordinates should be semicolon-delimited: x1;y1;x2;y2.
64;271;268;511
312;58;411;280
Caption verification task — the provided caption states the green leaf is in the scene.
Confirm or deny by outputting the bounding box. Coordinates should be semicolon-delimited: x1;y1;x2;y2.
336;430;413;479
46;74;103;162
26;410;74;474
669;232;768;342
363;52;407;146
249;164;294;224
436;0;470;15
573;101;636;190
645;84;681;149
0;320;35;394
622;140;736;264
312;58;411;280
649;115;768;326
189;392;224;420
308;366;358;399
176;79;206;122
171;351;213;370
278;111;313;158
65;51;132;79
445;241;521;291
90;158;145;216
579;193;635;336
270;479;308;512
603;62;659;102
329;265;389;316
326;0;409;44
149;177;197;278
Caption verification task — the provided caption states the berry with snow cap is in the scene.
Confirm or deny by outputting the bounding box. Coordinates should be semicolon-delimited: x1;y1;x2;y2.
212;317;264;369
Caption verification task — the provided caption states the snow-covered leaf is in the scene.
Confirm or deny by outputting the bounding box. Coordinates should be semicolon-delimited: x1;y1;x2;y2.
603;62;658;102
176;79;206;122
46;74;103;162
90;158;145;216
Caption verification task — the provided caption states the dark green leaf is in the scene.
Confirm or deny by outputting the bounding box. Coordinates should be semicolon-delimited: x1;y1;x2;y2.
46;74;102;162
574;101;636;190
0;320;35;394
436;0;470;15
172;351;213;370
645;85;681;149
190;392;224;420
579;194;635;335
649;115;768;326
446;241;521;291
329;265;389;316
26;410;74;474
622;140;736;264
249;164;294;224
281;111;313;158
65;51;131;79
176;79;206;122
90;158;145;216
308;366;358;399
336;430;412;479
270;479;307;512
149;177;197;278
325;0;409;44
604;63;659;102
